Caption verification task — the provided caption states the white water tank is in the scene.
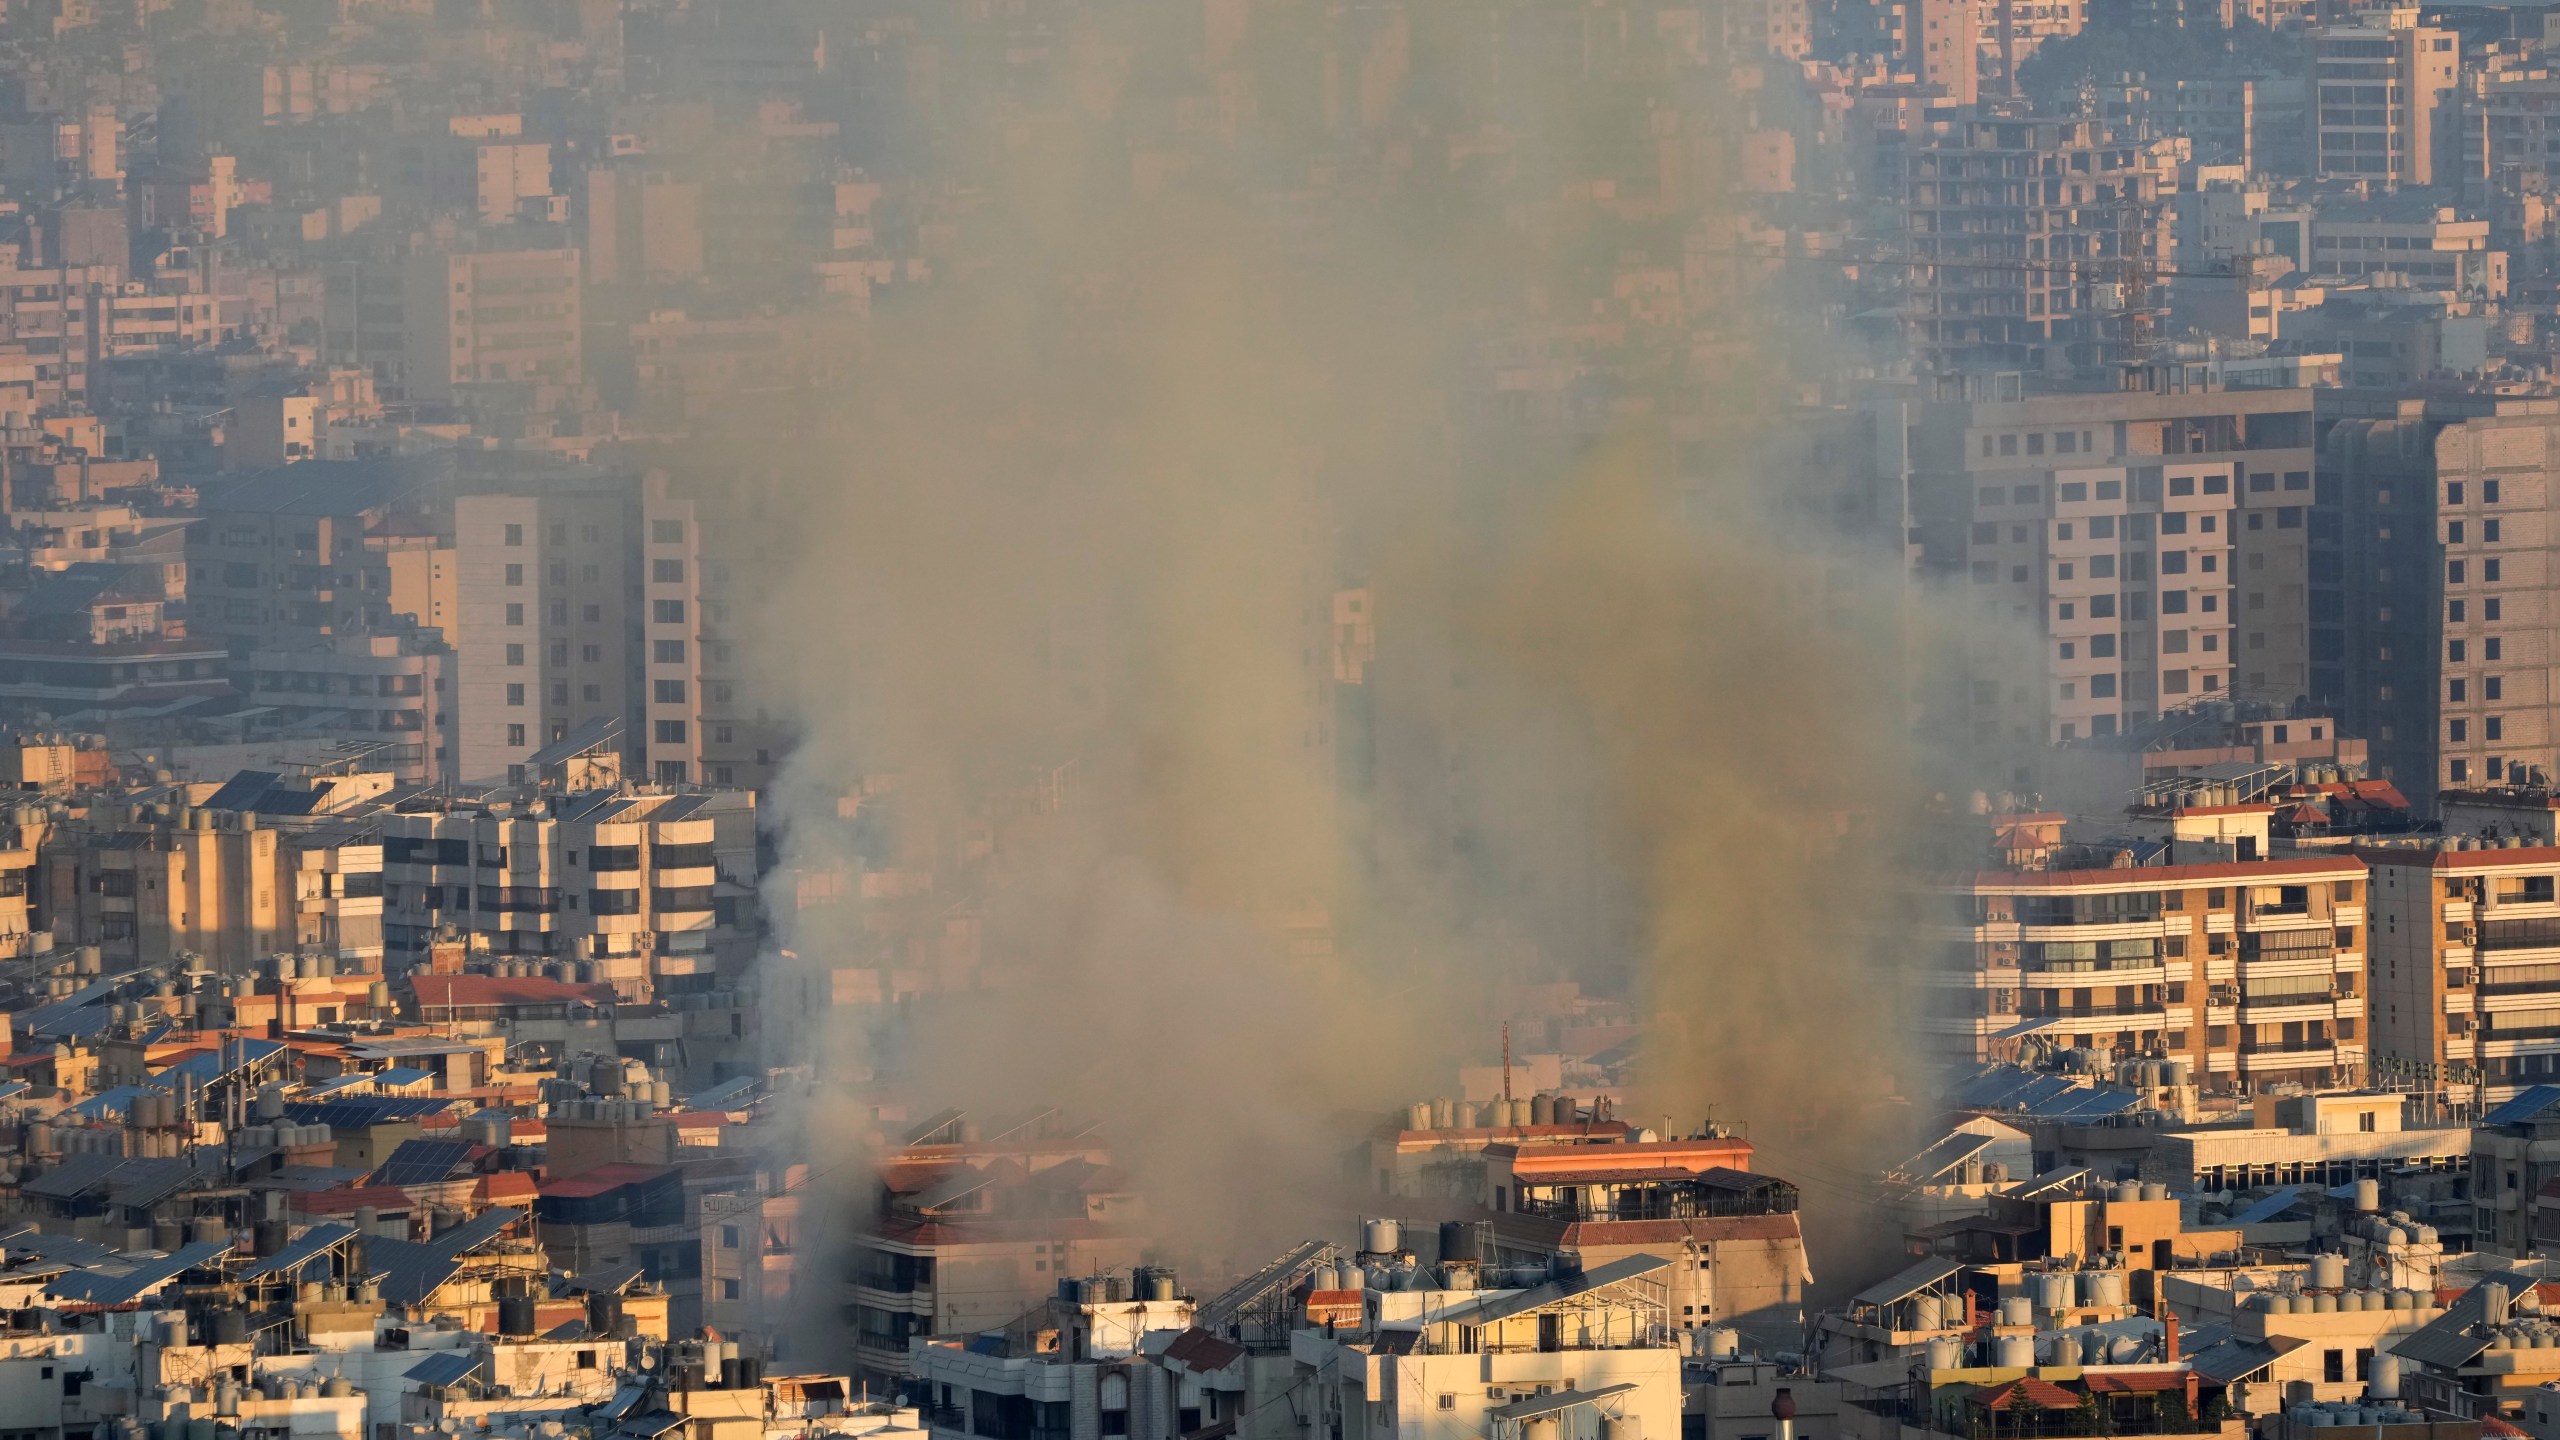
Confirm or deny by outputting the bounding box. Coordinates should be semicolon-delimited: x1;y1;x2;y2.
2369;1355;2402;1401
2000;1296;2033;1327
1363;1219;1401;1254
1995;1336;2037;1368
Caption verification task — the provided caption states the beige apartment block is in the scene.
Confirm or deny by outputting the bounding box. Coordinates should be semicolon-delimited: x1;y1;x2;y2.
1938;848;2370;1096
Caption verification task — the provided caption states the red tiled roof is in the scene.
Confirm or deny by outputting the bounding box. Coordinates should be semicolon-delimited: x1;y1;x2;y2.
1560;1214;1802;1245
1972;1379;2081;1411
411;975;618;1010
539;1162;675;1199
2083;1371;2190;1395
292;1185;418;1215
2484;1418;2528;1438
1964;857;2363;890
1163;1328;1247;1374
477;1173;539;1205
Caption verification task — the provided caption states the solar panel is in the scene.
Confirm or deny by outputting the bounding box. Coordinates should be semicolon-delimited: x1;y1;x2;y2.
284;1097;453;1128
240;1223;358;1279
49;1240;229;1306
362;1236;462;1306
374;1139;473;1187
426;1206;522;1258
402;1351;484;1387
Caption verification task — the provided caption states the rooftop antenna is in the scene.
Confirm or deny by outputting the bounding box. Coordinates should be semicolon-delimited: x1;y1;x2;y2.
1501;1022;1512;1104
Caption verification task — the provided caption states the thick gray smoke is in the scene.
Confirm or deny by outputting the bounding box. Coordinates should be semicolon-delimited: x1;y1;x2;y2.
713;0;1948;1345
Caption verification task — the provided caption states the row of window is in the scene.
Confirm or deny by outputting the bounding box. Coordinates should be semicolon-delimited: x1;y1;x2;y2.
502;520;688;546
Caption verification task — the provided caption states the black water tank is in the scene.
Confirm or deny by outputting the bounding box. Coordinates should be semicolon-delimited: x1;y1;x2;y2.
587;1293;624;1335
214;1310;248;1345
497;1296;537;1336
253;1220;288;1259
1439;1222;1479;1265
738;1357;763;1390
720;1358;743;1390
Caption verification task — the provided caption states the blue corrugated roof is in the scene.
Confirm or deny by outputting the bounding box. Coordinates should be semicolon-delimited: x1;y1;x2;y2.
2485;1085;2560;1127
2227;1185;2308;1226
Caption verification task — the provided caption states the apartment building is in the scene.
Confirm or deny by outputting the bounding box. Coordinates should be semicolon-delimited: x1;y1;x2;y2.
398;243;580;403
2308;202;2503;296
450;469;701;786
239;627;459;785
846;1119;1145;1386
2363;834;2560;1107
1936;834;2370;1097
1904;119;2173;374
38;772;390;975
377;783;757;998
2322;397;2560;793
2310;9;2461;189
185;456;448;652
1907;371;2321;753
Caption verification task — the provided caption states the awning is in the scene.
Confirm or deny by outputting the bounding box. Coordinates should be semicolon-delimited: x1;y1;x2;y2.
1851;1257;1962;1309
1489;1385;1640;1423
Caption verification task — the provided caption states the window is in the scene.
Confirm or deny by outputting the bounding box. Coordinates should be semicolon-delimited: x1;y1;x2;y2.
505;564;524;586
2451;522;2466;544
2452;720;2469;743
2490;638;2505;660
2452;680;2468;702
505;644;525;666
2450;561;2467;584
653;559;685;583
2489;677;2504;700
653;600;687;625
506;724;527;747
2488;519;2503;542
721;1226;740;1249
505;604;524;626
2490;717;2505;742
2450;483;2466;505
504;524;523;546
653;519;685;543
2325;1350;2345;1385
2490;598;2504;621
655;680;688;704
654;640;686;664
656;720;688;744
507;684;525;707
2488;559;2503;583
721;1279;740;1301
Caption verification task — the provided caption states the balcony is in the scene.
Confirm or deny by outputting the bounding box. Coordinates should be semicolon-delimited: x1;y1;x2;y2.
2240;1045;2339;1072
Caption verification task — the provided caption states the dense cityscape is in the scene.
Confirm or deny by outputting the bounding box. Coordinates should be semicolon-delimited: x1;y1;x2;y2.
25;5;2560;1440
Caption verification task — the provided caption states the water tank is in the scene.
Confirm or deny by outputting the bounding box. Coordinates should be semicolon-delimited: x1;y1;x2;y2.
2080;1330;2107;1365
153;1220;183;1252
2311;1254;2347;1290
2417;1226;2441;1246
2167;1059;2192;1087
2110;1336;2145;1363
189;1217;225;1245
1529;1093;1554;1126
322;1378;353;1399
1363;1219;1401;1255
497;1296;537;1336
215;1309;248;1345
2112;1182;2141;1203
2000;1296;2032;1327
2094;1272;2128;1308
2312;1293;2338;1314
1598;1419;1640;1440
1523;1419;1559;1440
1995;1336;2037;1368
1405;1102;1430;1131
2354;1179;2381;1213
1910;1293;1942;1331
2035;1273;2071;1311
1146;1270;1177;1302
1439;1222;1479;1265
1429;1098;1454;1130
1712;1328;1747;1362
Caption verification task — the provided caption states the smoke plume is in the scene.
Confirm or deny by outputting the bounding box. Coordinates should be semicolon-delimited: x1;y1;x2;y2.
710;0;1949;1347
